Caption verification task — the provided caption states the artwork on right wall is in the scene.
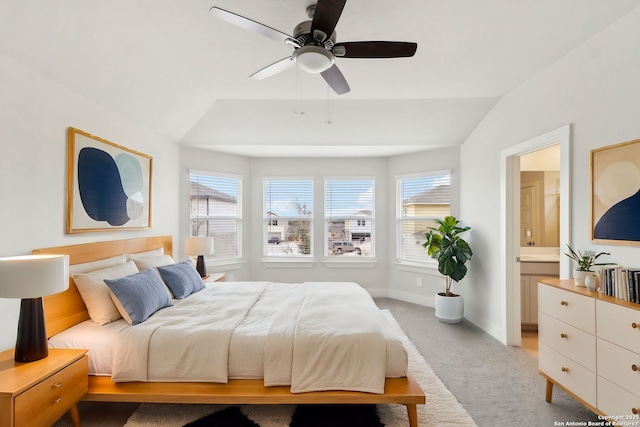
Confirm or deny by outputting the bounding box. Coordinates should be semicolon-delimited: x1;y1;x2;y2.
591;138;640;245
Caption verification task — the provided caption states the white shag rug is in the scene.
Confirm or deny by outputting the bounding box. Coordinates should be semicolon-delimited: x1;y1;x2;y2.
122;310;477;427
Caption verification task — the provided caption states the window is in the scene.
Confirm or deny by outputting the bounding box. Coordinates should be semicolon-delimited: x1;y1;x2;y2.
397;172;451;263
264;179;313;257
190;171;242;260
325;179;374;257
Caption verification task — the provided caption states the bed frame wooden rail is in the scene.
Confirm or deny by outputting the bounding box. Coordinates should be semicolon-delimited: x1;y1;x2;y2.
34;236;425;427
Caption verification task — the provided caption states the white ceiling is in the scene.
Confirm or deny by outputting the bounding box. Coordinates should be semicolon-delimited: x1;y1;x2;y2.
0;1;637;157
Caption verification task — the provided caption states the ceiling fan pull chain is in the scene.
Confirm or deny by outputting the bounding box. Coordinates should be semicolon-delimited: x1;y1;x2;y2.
326;86;332;125
295;67;305;116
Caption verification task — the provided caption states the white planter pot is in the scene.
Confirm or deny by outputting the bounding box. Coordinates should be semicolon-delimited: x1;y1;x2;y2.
435;293;464;324
573;270;592;287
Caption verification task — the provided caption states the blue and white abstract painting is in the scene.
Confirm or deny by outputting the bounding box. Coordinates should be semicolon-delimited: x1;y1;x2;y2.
68;128;152;233
592;140;640;243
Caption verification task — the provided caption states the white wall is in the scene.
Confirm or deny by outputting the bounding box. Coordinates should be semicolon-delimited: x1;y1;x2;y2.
460;8;640;342
0;56;180;351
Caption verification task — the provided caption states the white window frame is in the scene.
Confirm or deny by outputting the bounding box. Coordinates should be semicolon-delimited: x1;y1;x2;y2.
324;177;375;261
189;170;243;265
263;177;314;261
396;170;451;269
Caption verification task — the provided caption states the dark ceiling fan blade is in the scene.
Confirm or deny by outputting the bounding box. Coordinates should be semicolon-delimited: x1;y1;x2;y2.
320;65;350;95
250;57;295;80
209;7;295;45
311;0;347;40
333;41;417;58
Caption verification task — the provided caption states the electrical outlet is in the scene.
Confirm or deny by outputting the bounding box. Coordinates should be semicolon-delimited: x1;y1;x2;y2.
416;277;423;287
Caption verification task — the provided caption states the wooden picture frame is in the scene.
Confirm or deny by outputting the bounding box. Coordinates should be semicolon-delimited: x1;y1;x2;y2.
591;138;640;245
67;127;152;233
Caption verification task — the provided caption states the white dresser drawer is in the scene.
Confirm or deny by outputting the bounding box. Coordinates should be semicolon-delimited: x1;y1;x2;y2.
539;342;596;406
539;312;596;371
598;338;640;397
597;375;640;419
597;300;640;354
538;283;595;334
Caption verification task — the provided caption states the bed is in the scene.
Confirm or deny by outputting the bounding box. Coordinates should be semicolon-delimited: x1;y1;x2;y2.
35;236;425;426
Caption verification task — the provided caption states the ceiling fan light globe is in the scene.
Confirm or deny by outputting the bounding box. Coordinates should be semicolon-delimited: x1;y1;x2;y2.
292;46;334;73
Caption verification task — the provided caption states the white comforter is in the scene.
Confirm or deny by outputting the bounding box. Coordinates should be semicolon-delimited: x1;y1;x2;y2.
111;281;407;394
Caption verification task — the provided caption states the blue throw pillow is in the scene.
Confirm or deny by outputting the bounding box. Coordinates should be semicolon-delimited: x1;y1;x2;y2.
157;261;205;299
104;268;173;325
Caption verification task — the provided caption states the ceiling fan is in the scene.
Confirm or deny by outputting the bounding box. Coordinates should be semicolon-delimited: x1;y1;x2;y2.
209;0;417;95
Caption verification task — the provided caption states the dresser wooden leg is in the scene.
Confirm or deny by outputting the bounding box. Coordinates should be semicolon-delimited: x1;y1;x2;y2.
406;403;418;427
69;403;81;427
545;379;554;403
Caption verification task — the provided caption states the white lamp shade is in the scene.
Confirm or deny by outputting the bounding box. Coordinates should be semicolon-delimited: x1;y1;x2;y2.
0;254;69;299
184;237;214;256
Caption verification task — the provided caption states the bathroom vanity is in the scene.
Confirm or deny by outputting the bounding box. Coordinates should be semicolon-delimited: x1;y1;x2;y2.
520;249;560;329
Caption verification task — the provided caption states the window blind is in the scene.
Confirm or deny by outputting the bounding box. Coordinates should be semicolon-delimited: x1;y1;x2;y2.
397;172;451;263
325;179;374;257
264;179;313;257
190;172;241;260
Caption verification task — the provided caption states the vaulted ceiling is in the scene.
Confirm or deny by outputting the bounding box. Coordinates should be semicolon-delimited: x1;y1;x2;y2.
1;1;637;157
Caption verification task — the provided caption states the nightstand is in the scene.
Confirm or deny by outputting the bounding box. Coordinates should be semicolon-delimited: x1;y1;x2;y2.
0;348;88;427
204;272;226;282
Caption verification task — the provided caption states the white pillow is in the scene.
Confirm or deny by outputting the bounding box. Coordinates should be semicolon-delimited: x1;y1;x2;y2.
72;261;140;325
132;254;175;272
126;247;164;261
69;254;127;275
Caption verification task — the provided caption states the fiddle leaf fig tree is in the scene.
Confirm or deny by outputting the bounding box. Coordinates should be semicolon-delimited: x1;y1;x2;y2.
423;216;473;296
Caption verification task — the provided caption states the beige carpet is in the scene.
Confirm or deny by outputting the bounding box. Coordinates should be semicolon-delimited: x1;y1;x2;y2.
123;311;477;427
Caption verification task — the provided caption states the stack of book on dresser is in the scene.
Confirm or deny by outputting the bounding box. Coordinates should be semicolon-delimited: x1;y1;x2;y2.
597;265;640;303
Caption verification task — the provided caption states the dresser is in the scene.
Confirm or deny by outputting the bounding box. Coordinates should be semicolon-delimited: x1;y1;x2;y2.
539;278;640;418
0;348;88;427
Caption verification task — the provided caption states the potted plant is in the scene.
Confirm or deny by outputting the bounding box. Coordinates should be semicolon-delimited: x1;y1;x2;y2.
564;244;611;287
423;216;473;324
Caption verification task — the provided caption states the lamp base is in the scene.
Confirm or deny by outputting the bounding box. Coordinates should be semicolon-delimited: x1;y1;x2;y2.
15;297;48;363
195;255;207;278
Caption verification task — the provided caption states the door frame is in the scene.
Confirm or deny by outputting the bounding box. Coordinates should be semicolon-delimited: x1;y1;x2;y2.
501;124;572;346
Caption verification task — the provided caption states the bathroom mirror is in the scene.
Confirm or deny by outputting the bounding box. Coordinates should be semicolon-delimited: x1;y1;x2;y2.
520;146;560;248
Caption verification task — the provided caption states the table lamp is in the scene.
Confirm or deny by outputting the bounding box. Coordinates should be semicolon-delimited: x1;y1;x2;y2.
0;254;69;362
184;237;214;278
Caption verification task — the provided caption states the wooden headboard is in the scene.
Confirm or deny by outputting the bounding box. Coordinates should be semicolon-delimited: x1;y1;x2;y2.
32;236;173;338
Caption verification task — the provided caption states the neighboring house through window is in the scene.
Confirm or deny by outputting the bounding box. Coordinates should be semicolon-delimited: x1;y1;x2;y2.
325;179;374;257
264;178;313;257
190;171;242;261
397;171;451;264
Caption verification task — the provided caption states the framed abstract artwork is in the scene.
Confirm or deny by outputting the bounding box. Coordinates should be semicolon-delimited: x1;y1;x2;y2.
67;127;153;233
591;138;640;245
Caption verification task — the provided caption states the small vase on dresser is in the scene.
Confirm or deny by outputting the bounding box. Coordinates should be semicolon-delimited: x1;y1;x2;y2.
585;274;600;291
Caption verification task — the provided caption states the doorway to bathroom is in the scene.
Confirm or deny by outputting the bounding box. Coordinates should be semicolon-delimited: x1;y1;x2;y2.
519;145;561;350
501;124;571;347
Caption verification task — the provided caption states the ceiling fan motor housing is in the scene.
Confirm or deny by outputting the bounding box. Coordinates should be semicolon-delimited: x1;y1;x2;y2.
293;21;336;48
292;21;337;73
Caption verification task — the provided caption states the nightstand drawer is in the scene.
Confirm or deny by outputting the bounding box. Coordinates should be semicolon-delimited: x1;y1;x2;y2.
14;354;88;427
538;283;595;334
539;342;596;406
539;312;596;371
